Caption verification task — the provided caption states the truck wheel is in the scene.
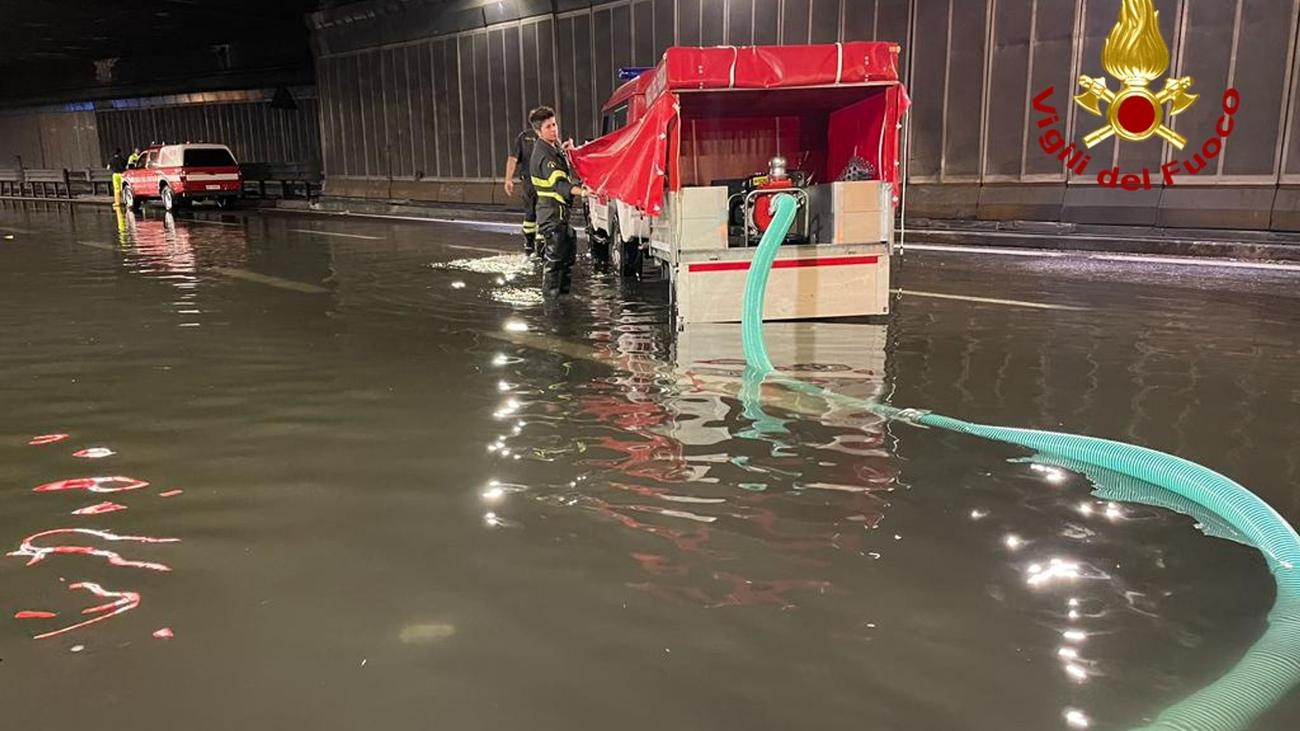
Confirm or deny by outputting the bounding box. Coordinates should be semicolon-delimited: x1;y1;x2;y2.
620;231;643;280
161;185;175;212
609;214;641;279
591;218;611;271
123;184;140;212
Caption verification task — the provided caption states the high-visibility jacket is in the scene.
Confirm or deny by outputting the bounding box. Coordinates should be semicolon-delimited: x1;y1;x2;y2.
529;138;575;232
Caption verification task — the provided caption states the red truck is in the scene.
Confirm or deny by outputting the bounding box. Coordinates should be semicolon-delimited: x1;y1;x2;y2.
122;143;242;212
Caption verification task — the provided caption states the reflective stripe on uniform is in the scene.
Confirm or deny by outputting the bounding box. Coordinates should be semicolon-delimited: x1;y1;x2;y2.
522;221;538;231
537;190;567;203
531;169;569;188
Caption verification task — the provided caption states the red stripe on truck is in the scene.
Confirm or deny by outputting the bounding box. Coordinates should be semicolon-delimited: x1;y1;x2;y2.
687;255;879;273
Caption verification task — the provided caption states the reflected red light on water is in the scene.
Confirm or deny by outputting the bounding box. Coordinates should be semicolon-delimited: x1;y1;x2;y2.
31;582;142;641
16;437;182;642
29;434;70;446
8;528;179;571
158;489;183;498
71;502;128;516
34;476;150;494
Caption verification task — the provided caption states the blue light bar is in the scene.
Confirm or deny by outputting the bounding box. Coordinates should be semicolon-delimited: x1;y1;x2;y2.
617;67;653;81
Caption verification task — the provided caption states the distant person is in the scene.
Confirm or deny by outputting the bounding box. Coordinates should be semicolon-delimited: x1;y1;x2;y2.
528;106;587;298
107;148;127;173
107;148;127;206
127;148;142;168
504;114;540;256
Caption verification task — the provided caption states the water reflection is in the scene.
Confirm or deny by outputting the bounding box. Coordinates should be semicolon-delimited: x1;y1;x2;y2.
9;435;182;643
4;205;1299;729
480;311;899;610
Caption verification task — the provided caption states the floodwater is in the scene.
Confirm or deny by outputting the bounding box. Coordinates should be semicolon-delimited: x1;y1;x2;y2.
2;201;1298;730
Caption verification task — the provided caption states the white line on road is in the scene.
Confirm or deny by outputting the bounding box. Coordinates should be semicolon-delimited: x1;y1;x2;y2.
1086;253;1300;272
77;241;327;293
289;228;381;240
374;214;518;231
445;244;508;255
905;243;1068;258
892;288;1089;311
904;243;1300;272
183;219;244;227
267;206;517;231
208;267;329;293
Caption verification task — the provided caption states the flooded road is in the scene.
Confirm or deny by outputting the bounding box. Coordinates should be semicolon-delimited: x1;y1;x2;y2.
2;201;1298;730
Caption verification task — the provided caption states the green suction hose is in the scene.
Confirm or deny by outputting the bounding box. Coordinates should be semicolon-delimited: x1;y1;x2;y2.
739;193;1300;730
740;193;799;377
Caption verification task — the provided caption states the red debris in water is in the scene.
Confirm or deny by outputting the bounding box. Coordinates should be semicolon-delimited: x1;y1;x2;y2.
34;476;150;494
158;490;183;498
73;447;115;459
152;627;174;639
15;610;58;620
71;502;128;516
29;434;70;446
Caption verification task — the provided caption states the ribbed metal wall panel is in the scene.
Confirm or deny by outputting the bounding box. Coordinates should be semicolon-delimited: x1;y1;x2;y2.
303;0;1300;231
94;99;319;165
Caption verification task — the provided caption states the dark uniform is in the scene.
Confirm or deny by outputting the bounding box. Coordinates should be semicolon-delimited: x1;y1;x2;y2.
513;128;540;254
530;138;578;297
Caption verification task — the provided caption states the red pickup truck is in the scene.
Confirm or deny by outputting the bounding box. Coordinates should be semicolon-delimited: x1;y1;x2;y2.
122;143;241;212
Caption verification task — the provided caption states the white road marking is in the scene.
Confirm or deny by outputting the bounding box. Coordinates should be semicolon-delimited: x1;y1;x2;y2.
208;267;329;293
905;242;1300;272
288;210;519;231
78;241;327;293
1087;253;1300;272
892;288;1089;311
289;229;381;240
445;244;507;255
905;243;1067;258
183;219;244;227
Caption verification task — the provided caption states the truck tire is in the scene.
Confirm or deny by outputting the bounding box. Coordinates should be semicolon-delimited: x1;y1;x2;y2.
161;184;175;212
591;215;611;271
616;215;643;279
123;184;140;212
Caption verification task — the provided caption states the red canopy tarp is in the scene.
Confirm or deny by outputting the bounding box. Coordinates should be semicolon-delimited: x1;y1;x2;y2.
647;42;901;97
571;42;907;216
571;92;679;217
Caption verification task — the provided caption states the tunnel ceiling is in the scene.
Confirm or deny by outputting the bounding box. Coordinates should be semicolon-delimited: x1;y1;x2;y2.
0;0;321;66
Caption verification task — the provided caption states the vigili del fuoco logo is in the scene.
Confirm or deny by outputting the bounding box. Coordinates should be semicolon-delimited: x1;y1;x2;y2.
1032;0;1240;190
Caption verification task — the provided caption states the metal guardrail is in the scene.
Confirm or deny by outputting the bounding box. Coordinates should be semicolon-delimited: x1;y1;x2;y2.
239;162;323;199
0;163;321;200
0;168;72;198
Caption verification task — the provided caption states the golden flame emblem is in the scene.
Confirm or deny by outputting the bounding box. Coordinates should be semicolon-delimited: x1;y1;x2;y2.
1074;0;1198;149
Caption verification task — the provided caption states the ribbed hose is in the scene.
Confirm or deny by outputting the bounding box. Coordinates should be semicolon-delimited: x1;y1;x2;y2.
739;193;1300;730
740;193;799;377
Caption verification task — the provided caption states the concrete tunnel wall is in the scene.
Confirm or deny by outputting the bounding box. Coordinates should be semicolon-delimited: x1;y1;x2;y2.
0;89;323;172
308;0;1300;232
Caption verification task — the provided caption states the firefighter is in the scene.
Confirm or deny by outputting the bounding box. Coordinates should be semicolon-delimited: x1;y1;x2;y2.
504;114;541;255
107;148;127;206
126;147;142;168
529;106;587;298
